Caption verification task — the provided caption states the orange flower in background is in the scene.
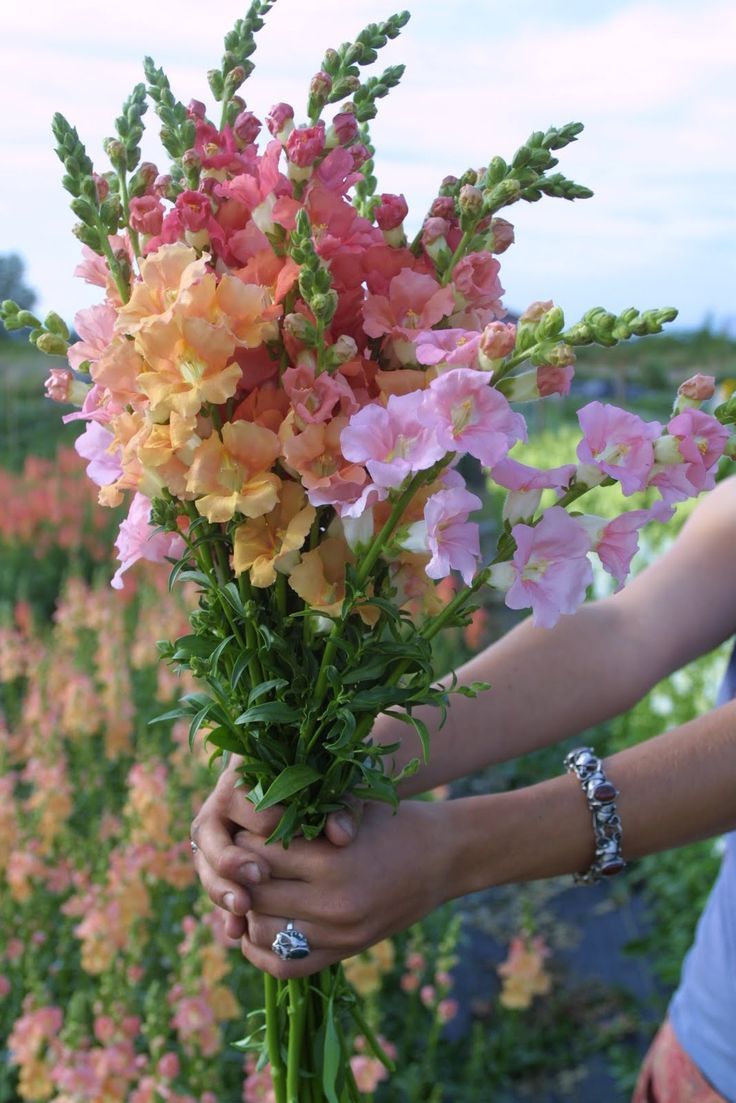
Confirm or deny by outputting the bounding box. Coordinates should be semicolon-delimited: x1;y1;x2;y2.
233;481;315;586
497;934;553;1010
187;421;281;522
343;939;396;997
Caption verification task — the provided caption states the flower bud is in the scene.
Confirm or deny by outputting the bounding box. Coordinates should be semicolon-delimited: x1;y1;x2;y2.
348;143;371;169
266;102;295;141
226;65;247;93
536;362;574;397
233;110;262;146
330;111;359;146
487;217;515;254
310;289;338;323
677;373;715;403
44;311;70;339
36;333;70;357
129;194;165;236
129;161;159;198
153;173;174;199
103;137;126;169
537;306;565;339
93;173;109;202
458;184;483;218
187;99;207;120
478;321;516;366
486;179;521;209
326;334;358;368
430;196;455;220
375;193;408;232
519;300;554;325
309;70;333;103
439;175;458;196
283;312;316;343
181;148;202;182
44;367;73;400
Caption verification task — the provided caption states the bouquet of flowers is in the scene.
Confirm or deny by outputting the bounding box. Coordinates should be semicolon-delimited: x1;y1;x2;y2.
4;3;735;1100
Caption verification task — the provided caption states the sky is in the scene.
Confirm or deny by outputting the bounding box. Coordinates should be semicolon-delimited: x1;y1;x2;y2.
1;0;734;332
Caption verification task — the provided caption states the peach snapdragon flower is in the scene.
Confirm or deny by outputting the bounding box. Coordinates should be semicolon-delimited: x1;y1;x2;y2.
187;421;281;522
233;481;315;586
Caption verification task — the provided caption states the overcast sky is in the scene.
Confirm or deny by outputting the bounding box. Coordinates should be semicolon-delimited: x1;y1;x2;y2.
1;0;734;333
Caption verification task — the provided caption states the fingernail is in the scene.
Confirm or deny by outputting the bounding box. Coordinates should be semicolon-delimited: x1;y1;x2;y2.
240;862;262;883
223;892;236;911
335;812;355;840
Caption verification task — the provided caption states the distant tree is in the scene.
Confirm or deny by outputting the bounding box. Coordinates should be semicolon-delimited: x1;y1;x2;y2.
0;254;37;337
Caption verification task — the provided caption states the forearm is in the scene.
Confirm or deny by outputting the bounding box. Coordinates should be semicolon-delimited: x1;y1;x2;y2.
381;596;669;796
443;697;736;899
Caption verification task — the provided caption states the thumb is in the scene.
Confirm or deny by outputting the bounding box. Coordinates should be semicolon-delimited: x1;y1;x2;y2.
324;796;363;847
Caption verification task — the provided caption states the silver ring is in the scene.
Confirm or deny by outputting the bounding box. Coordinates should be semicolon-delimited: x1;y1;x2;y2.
271;920;310;961
190;839;199;855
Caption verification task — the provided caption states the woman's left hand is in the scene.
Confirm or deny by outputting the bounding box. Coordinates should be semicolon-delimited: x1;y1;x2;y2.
237;798;453;978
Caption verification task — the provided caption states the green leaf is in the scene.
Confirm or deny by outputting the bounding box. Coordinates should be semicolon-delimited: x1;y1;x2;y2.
172;633;219;659
255;765;321;810
220;581;245;616
209;634;235;673
231;650;255;689
349;686;416;712
148;706;187;726
454;680;492;698
206;727;245;754
236;701;301;726
247;678;289;706
322;998;341;1103
188;702;216;750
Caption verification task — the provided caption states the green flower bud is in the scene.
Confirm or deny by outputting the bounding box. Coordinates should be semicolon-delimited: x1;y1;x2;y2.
44;312;70;339
310;290;338;324
486;179;522;210
36;332;69;357
104;137;127;169
537;305;565;339
16;309;41;329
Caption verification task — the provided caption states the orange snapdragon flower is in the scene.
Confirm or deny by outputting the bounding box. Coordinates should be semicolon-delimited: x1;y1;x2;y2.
117;243;206;334
187;421;281;522
289;537;378;625
233;481;315;586
135;314;242;420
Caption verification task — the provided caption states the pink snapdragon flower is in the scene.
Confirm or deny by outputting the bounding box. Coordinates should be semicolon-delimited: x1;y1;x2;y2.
491;506;593;628
75;421;123;486
413;328;483;368
451;252;504;314
676;372;716;405
362;269;456;344
421;367;527;467
491;457;576;523
668;408;729;488
129;195;165;236
375;193;409;231
478;320;517;364
111;493;185;590
579;503;672;586
286;122;326;167
340;392;446;488
67;303;117;372
576;401;661;495
423;486;483;585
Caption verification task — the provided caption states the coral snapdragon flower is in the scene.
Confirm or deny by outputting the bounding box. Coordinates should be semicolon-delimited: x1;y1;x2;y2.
187;421;281;522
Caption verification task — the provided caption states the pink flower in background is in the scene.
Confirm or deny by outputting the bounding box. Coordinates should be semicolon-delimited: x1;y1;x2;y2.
422;367;527;466
111;493;185;590
350;1055;390;1093
491;456;576;523
340;392;445;488
577;401;661;495
75;421;123;487
424;486;483;585
496;506;593;628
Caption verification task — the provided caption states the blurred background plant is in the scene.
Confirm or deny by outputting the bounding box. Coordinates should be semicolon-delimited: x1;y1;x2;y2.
1;317;734;1101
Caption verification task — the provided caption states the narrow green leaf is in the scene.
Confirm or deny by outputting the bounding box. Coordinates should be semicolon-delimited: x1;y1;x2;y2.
255;765;321;810
247;678;288;706
322;998;341;1103
236;701;301;725
172;633;219;658
231;650;255;689
188;703;215;750
209;634;235;673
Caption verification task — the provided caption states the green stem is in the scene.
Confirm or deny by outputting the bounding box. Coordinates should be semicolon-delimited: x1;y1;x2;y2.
98;227;130;303
116;170;141;260
287;977;307;1103
440;230;471;285
265;974;287;1103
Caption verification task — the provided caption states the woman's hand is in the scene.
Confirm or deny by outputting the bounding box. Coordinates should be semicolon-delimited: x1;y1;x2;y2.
234;798;453;979
190;760;360;940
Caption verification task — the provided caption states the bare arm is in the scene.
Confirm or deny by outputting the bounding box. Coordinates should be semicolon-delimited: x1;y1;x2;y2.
387;474;736;793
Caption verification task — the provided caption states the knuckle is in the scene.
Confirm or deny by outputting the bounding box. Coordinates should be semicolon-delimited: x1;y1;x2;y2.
246;913;271;950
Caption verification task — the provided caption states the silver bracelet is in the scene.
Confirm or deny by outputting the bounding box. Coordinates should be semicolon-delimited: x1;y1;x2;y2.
564;746;626;885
